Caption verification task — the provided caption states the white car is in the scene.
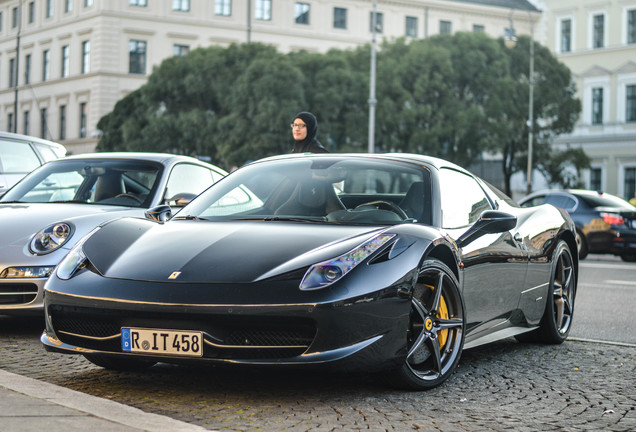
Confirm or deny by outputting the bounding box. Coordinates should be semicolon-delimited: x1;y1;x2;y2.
0;131;66;196
0;152;227;315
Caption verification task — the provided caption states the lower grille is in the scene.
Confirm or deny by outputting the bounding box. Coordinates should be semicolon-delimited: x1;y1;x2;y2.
49;306;316;359
0;283;38;305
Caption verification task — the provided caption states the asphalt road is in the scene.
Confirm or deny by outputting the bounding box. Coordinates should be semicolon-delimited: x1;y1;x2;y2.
1;253;635;431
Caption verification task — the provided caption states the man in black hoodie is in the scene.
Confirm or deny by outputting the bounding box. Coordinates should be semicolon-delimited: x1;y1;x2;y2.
290;112;328;153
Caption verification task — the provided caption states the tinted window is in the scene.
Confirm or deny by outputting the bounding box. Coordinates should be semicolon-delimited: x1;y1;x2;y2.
544;194;576;211
576;193;635;210
439;168;492;228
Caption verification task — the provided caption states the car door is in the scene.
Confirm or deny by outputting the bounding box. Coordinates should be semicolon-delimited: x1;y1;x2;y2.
438;168;528;333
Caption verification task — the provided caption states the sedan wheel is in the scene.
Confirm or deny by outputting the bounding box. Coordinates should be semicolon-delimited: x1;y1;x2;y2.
575;229;588;260
390;259;464;390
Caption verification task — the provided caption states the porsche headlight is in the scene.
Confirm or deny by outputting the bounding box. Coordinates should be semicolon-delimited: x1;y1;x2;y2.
299;233;395;291
29;222;74;255
56;227;99;280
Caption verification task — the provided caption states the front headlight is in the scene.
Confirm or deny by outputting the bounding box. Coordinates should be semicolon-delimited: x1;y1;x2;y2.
55;227;100;280
0;266;55;278
299;233;395;291
29;222;74;255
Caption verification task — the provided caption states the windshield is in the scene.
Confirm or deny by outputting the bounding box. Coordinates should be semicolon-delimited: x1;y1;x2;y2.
178;157;431;225
1;159;163;208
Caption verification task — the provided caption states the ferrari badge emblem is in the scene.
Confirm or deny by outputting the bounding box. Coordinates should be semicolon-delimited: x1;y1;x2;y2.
168;271;181;280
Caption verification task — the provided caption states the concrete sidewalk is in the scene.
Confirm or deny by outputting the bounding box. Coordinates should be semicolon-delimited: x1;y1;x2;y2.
0;369;209;432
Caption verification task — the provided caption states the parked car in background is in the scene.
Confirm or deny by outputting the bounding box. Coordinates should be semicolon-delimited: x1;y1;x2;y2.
0;131;67;196
0;152;227;315
42;153;578;390
519;189;636;261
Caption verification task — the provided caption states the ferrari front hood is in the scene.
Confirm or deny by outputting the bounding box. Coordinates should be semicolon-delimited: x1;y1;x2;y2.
83;218;383;283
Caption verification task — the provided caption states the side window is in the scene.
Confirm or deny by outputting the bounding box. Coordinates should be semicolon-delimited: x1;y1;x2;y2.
165;164;215;199
545;194;576;211
439;168;492;229
35;143;65;161
520;195;546;207
0;140;41;173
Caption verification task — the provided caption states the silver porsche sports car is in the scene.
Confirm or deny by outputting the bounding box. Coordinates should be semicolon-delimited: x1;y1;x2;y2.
0;152;226;314
41;153;578;389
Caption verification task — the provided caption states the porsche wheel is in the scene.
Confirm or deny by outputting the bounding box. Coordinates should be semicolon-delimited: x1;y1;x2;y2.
518;240;576;344
390;259;465;390
84;354;156;371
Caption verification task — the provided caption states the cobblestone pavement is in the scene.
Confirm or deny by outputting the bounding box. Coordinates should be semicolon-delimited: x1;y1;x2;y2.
1;316;635;431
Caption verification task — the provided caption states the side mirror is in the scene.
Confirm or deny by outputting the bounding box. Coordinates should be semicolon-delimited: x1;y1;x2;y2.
145;205;172;223
456;210;517;248
165;192;197;207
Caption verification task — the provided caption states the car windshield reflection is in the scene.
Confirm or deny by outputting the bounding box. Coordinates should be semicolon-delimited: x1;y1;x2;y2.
179;157;431;226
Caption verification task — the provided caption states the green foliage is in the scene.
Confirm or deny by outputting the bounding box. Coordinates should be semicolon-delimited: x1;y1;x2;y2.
96;34;583;189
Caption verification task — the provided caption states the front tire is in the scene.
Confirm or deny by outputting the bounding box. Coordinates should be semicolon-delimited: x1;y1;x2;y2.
84;354;156;371
389;259;465;390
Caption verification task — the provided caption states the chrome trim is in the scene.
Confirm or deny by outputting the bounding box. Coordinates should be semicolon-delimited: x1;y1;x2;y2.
58;330;120;341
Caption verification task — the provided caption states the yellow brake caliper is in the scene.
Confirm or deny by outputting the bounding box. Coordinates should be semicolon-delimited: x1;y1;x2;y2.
424;283;449;349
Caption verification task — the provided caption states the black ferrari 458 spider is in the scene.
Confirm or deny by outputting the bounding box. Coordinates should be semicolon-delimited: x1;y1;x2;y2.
41;153;578;389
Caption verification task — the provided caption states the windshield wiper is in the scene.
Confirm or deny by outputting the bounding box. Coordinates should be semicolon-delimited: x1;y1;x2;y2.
173;215;208;221
262;216;327;223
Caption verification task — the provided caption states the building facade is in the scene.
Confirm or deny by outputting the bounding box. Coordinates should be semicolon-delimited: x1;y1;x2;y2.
0;0;537;155
537;0;636;201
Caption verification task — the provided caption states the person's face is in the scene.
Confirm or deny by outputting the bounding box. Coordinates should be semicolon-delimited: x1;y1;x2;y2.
292;119;307;141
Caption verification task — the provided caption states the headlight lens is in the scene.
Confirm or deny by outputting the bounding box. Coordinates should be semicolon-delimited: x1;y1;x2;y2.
299;233;395;291
0;266;55;278
55;227;99;280
29;222;74;255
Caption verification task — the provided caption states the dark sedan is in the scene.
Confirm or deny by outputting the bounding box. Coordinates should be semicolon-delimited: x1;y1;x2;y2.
42;153;578;390
519;189;636;261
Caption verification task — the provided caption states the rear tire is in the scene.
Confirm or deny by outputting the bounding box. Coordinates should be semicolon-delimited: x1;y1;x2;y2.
620;253;636;262
516;240;576;344
84;354;156;371
388;259;464;390
575;229;588;260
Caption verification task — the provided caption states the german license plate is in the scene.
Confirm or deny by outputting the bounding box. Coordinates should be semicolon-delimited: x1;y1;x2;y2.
121;328;203;357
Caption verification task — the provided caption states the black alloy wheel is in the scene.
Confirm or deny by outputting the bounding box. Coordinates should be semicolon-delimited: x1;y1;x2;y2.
390;259;465;390
518;240;576;344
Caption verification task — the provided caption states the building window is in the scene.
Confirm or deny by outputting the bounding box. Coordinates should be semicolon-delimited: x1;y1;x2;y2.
65;0;72;13
473;24;485;33
79;102;87;138
12;7;17;28
9;58;15;87
590;167;602;191
130;0;147;6
82;41;90;74
592;87;603;125
370;12;383;33
406;16;417;37
61;45;70;78
215;0;231;16
629;10;636;44
560;19;571;52
42;50;50;81
173;44;189;57
333;7;346;29
593;14;604;48
59;105;66;140
0;12;3;32
46;0;53;18
627;85;636;122
255;0;271;21
440;20;452;34
625;167;636;202
295;3;309;25
85;0;94;7
129;40;146;74
8;113;14;134
23;110;30;136
25;54;31;84
28;2;35;24
172;0;190;12
40;108;47;139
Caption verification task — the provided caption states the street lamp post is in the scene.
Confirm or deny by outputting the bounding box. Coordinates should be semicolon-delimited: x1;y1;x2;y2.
505;9;535;195
368;0;377;154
